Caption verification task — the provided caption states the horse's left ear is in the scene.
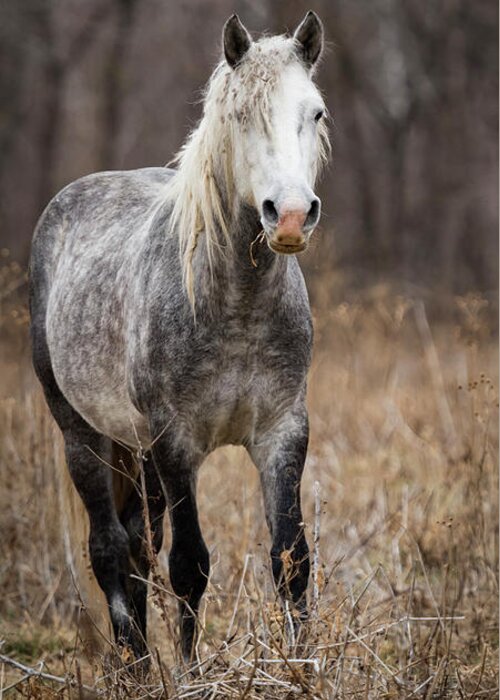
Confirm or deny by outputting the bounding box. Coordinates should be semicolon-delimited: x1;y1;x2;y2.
293;11;324;68
223;14;252;68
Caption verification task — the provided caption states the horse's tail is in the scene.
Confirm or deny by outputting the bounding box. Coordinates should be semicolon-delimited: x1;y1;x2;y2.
57;440;139;657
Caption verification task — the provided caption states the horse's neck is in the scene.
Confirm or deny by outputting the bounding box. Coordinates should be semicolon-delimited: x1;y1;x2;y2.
194;202;288;312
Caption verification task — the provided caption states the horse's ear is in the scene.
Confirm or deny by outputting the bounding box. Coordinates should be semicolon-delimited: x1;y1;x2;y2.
293;11;323;68
223;14;252;68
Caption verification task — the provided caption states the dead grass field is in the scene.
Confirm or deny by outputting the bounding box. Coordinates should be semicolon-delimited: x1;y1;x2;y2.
0;260;498;698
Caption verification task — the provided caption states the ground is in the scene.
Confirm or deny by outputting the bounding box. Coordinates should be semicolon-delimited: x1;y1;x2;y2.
0;258;498;698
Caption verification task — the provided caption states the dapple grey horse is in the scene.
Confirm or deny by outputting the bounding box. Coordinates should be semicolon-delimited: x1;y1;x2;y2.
29;11;330;662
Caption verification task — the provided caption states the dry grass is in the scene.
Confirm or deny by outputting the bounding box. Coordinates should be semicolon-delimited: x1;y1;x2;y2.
0;258;498;698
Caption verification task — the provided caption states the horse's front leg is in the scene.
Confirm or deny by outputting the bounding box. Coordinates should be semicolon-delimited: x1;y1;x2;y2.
249;411;310;626
149;426;209;664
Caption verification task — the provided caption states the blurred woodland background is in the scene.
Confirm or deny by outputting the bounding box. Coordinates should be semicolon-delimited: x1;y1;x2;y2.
0;0;498;293
0;1;498;697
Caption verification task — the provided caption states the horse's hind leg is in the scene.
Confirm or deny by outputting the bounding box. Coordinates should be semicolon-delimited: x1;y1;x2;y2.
30;283;140;656
31;357;141;656
63;425;143;654
117;447;166;646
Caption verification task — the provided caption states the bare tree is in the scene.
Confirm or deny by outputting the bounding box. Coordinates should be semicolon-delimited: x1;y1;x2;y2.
99;0;138;169
27;0;112;215
0;0;496;295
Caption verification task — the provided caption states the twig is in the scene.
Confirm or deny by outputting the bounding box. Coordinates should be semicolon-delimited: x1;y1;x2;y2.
414;301;457;447
0;652;94;693
226;554;252;640
155;647;171;698
414;539;447;635
312;480;321;622
470;644;488;700
345;627;406;688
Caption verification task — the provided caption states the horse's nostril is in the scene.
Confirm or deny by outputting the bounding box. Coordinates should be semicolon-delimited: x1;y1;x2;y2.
305;199;320;229
262;199;279;226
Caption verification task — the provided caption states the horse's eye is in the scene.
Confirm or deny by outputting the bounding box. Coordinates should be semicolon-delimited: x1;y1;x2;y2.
314;110;324;122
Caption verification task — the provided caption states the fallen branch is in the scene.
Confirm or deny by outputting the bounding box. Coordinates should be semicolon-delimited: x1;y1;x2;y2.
0;650;95;694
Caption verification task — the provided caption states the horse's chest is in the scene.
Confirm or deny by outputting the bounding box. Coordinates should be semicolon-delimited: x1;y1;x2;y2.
180;335;292;449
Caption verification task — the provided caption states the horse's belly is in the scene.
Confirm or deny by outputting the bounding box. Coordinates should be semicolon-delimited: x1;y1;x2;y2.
77;395;150;449
55;364;151;448
47;324;150;449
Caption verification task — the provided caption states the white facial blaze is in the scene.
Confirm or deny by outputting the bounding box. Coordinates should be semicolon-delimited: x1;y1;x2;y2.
234;63;325;213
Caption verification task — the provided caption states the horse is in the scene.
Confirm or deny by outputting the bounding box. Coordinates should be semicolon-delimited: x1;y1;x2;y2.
29;11;330;663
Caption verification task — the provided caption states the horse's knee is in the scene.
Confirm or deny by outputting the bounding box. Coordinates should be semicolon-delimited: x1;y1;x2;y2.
169;539;209;604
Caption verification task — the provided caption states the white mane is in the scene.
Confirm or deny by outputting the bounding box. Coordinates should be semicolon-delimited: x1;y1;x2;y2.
165;35;330;308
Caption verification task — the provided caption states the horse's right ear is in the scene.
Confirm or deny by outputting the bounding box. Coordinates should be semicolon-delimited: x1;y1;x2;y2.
223;14;252;68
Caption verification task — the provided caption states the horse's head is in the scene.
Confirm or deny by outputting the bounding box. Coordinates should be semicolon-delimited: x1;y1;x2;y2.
168;13;331;304
223;12;329;255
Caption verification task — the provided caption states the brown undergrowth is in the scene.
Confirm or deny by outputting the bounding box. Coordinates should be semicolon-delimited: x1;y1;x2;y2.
0;258;498;698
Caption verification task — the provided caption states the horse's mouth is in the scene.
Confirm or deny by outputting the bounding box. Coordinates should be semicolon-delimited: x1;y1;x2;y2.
268;241;307;255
